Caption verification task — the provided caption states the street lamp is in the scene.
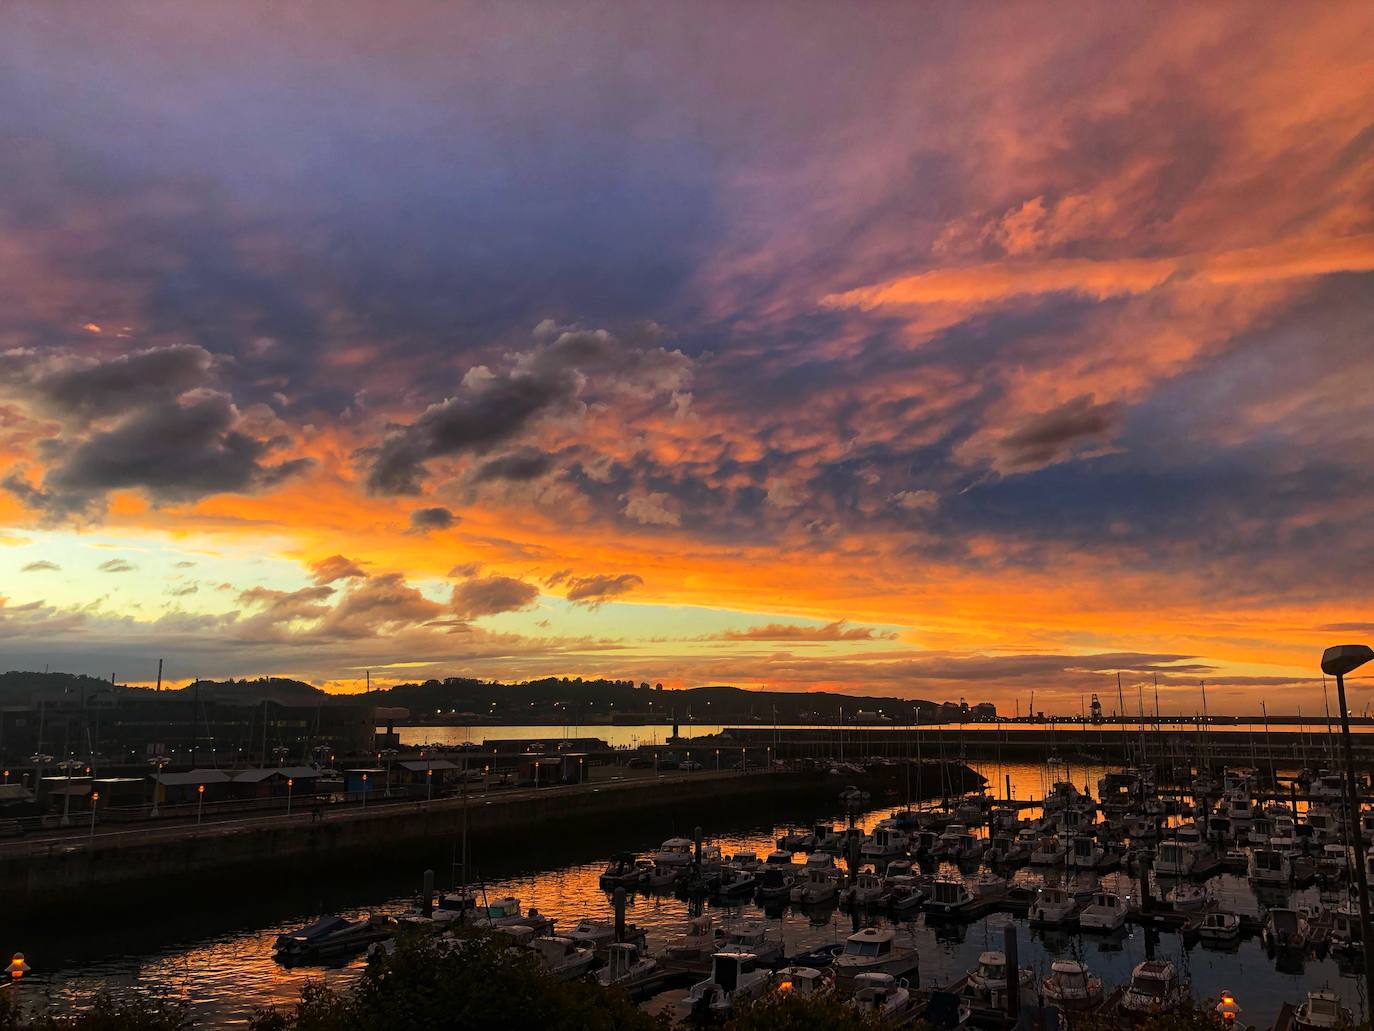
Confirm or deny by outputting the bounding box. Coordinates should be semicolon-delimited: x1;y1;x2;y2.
362;772;369;807
1322;642;1374;1004
286;777;294;817
57;757;82;827
89;790;99;840
196;783;205;825
148;755;171;817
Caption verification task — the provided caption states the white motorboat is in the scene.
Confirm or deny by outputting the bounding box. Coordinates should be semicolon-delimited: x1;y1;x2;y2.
721;919;783;965
844;870;886;907
1317;843;1349;878
1293;989;1353;1030
887;874;925;912
861;825;910;862
764;850;795;867
596;942;657;987
1249;847;1293;886
1079;890;1127;932
685;951;771;1017
790;860;838;904
1165;882;1212;912
641;862;678;889
566;917;644;952
1306;804;1343;844
1042;958;1104;1012
847;971;917;1023
1029;885;1076;927
1198;910;1241;942
936;824;968;858
1029;834;1066;866
951;832;986;863
1155;823;1205;877
1068;834;1105;870
1120;959;1186;1017
666;914;723;960
925;878;975;915
1262;907;1311;952
530;936;596;980
652;837;696;868
963;950;1034;1010
833;926;919;981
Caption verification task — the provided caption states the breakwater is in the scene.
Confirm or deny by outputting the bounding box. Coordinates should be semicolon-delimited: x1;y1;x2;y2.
3;761;980;912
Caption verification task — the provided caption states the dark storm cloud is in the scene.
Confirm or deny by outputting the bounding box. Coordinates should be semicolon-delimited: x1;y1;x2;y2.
471;449;555;483
17;344;214;423
9;392;313;519
409;506;459;532
997;394;1122;472
563;572;643;605
450;575;539;619
363;325;689;494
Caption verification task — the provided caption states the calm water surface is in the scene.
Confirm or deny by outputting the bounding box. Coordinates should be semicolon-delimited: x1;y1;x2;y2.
10;761;1365;1028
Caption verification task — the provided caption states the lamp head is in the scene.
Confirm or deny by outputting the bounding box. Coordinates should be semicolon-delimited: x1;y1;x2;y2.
1322;644;1374;678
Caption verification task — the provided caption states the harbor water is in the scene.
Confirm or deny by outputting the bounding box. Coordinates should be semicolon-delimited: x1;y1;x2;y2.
7;758;1366;1029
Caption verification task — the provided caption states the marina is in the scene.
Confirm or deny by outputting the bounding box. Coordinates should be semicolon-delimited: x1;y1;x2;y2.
10;751;1374;1029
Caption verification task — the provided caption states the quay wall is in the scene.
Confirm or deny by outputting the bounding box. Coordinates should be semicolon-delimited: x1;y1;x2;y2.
4;765;977;910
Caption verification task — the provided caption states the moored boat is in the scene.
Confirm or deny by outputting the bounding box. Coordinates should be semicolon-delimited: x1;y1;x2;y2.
1120;959;1185;1017
1042;958;1104;1012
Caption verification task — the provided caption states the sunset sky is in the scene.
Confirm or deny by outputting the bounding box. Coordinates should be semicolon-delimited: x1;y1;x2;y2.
2;3;1373;712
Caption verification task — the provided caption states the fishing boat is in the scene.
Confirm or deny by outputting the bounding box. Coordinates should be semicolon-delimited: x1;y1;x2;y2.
1155;823;1205;877
861;825;911;862
1042;958;1104;1012
1306;804;1344;844
1317;843;1348;879
666;914;723;960
1249;847;1292;886
764;849;795;867
776;827;812;852
790;856;839;904
1079;890;1127;932
843;870;886;907
530;936;597;980
1068;834;1105;870
1029;834;1066;866
1262;907;1311;952
1120;959;1185;1017
1029;885;1075;927
1329;902;1362;954
833;926;919;981
685;951;771;1017
1292;989;1353;1030
925;878;975;916
640;862;678;889
1197;910;1241;942
1165;882;1212;912
847;971;917;1023
911;830;940;857
935;824;969;859
963;950;1035;1010
596;941;657;988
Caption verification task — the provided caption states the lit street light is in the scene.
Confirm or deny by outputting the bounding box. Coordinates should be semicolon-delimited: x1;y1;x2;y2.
286;777;294;817
89;790;99;840
196;783;205;825
1322;642;1374;1005
148;755;171;818
7;952;29;981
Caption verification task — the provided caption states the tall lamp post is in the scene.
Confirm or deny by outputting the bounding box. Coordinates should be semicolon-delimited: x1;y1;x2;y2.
1322;643;1374;1006
57;757;82;827
148;755;170;817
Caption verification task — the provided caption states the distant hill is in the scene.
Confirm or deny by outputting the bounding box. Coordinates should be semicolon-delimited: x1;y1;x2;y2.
1;670;972;723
